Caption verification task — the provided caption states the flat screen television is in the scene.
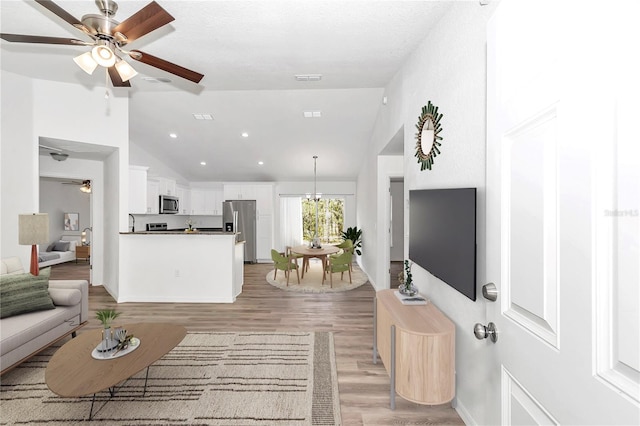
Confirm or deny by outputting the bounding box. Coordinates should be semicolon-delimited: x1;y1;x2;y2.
409;188;477;301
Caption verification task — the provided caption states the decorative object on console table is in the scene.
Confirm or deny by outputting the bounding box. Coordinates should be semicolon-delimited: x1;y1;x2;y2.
96;308;121;352
64;213;79;231
398;260;417;296
18;213;49;276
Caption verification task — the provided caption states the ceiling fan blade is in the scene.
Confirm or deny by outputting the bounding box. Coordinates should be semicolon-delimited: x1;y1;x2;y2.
113;1;174;44
34;0;90;35
129;50;204;83
0;33;88;45
108;67;132;87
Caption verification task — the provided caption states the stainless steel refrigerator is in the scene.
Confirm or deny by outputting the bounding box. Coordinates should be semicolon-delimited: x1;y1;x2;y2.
223;200;257;263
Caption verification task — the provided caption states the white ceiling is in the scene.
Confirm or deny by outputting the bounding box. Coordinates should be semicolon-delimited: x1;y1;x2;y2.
1;0;458;181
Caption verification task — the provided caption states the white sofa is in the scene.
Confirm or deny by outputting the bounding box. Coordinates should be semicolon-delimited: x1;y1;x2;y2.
0;257;88;374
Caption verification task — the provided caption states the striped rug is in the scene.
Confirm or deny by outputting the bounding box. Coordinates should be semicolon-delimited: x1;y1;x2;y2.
0;332;341;425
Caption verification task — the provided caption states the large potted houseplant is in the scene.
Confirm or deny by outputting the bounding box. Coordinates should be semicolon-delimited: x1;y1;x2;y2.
341;226;363;255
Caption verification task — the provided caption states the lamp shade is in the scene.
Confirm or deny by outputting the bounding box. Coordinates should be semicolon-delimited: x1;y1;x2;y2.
18;214;49;245
115;59;138;82
91;45;116;67
73;51;98;75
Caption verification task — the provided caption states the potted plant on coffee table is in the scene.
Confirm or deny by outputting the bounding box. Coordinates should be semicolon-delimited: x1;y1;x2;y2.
96;308;121;351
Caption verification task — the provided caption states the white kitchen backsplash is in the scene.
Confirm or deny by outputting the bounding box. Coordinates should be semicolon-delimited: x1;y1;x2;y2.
129;215;222;231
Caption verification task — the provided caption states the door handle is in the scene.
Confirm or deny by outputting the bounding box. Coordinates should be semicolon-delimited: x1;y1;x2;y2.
474;322;498;343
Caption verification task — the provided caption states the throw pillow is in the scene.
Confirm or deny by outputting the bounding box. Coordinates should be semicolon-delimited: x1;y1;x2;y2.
0;273;55;319
46;242;56;252
48;288;81;306
52;241;70;252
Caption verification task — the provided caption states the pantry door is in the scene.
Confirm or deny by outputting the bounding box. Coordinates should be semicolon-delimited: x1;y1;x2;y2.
485;1;639;424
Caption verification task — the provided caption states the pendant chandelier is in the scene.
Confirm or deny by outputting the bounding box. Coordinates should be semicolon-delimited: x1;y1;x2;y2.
307;155;322;247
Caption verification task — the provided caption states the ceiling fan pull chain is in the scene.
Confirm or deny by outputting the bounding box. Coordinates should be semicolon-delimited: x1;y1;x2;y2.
104;68;109;99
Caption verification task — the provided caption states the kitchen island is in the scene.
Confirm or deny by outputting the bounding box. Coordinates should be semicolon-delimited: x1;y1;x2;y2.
118;231;244;303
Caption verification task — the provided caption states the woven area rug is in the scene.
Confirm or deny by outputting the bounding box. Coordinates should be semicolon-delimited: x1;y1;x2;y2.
0;332;341;425
266;259;368;293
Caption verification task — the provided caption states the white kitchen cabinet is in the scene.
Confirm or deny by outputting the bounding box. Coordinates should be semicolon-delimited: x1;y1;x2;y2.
223;183;273;215
157;177;176;196
146;179;159;214
176;185;191;215
190;188;222;215
253;184;273;215
209;189;224;215
256;213;273;262
190;189;205;215
129;166;148;214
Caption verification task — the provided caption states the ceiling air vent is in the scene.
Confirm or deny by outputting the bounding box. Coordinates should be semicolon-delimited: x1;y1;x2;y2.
193;113;214;120
295;74;322;82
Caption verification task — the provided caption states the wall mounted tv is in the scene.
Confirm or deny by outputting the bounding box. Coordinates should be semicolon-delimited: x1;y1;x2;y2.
409;188;477;301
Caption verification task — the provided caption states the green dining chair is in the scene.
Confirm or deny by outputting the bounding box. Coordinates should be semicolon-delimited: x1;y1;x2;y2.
271;249;300;286
323;250;352;288
331;239;353;272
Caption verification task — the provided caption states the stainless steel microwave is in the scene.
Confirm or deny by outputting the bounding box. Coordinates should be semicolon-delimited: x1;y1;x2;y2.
159;195;179;214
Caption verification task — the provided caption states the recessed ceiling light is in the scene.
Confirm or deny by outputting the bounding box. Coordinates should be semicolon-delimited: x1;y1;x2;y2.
258;161;264;165
303;111;322;118
242;132;249;138
200;161;206;166
169;133;177;138
193;113;214;120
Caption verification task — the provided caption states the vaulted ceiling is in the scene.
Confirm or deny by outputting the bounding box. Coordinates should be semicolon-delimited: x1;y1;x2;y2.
1;1;455;181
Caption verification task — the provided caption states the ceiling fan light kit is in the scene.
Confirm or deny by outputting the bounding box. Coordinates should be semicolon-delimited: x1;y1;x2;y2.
91;44;116;67
0;0;204;87
114;59;138;82
73;51;99;74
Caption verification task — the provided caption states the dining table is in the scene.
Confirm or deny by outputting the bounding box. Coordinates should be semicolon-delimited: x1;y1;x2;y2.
291;244;340;279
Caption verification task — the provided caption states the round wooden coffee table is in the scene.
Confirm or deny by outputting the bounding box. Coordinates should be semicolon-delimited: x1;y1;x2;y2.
45;323;186;419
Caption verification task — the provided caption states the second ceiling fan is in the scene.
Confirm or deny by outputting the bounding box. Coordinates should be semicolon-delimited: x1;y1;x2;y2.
0;0;204;87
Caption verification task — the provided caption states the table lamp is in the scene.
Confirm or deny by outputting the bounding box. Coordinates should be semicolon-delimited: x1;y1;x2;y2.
18;213;49;276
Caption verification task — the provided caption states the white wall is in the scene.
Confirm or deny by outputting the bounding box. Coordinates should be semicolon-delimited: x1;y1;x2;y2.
357;3;498;425
0;72;36;268
130;141;190;186
1;72;129;297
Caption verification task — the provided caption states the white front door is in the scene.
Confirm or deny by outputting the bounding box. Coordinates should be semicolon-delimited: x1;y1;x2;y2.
486;1;639;424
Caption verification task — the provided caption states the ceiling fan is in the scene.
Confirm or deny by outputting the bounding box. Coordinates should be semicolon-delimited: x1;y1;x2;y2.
62;179;92;193
0;0;204;87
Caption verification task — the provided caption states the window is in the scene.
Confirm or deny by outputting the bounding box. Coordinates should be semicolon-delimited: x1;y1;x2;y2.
302;198;344;244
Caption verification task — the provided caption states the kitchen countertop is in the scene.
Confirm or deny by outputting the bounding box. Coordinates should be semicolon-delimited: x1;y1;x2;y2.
120;230;238;235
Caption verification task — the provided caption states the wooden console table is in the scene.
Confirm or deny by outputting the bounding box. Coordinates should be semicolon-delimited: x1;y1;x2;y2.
373;289;455;409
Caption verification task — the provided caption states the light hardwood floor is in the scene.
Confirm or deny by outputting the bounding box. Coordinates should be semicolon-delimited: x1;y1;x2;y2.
50;261;464;425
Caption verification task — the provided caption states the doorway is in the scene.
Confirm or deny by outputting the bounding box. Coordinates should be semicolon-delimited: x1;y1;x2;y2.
39;176;92;283
389;178;404;288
